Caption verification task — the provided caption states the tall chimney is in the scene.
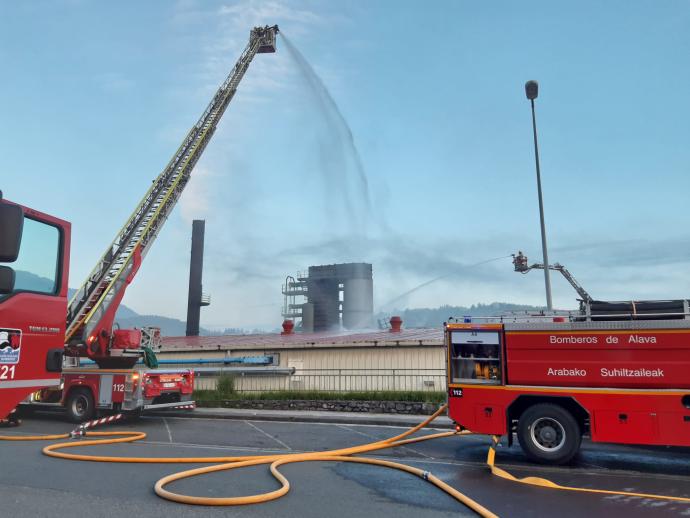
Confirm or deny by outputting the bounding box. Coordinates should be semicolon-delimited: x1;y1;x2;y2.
186;220;206;336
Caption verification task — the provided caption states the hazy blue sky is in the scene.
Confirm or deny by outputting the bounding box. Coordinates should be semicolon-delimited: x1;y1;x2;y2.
2;1;690;330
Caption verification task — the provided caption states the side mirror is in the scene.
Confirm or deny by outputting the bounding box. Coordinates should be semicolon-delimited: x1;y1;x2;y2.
0;203;24;262
0;265;15;294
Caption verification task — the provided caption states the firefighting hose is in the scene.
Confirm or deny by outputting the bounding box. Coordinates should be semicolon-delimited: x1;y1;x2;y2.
2;405;690;514
0;405;494;515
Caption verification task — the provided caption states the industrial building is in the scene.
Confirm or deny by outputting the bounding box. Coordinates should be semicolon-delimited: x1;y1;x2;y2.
158;327;445;393
282;262;374;332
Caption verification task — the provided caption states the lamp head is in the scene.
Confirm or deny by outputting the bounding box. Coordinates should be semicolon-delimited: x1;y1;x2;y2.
525;80;539;100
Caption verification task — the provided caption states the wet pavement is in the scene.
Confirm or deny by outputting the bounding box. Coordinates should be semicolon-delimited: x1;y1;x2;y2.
1;410;689;517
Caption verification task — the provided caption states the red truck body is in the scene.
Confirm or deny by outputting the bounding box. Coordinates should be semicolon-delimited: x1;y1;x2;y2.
0;200;71;420
24;367;194;421
446;320;690;462
505;327;690;389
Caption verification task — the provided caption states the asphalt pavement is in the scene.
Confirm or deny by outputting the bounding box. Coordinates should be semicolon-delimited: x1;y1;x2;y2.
1;409;689;517
156;406;455;427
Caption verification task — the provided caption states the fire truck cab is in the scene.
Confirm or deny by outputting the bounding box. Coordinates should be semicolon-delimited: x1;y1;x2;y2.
0;194;70;420
446;307;690;464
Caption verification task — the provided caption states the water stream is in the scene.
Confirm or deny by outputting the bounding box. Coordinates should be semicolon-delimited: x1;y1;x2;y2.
280;34;377;232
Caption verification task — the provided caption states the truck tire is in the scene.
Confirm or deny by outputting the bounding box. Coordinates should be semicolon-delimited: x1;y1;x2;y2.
65;388;95;423
517;403;581;465
14;405;34;418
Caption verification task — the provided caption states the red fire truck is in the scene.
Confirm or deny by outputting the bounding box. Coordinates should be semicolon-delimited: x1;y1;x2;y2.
0;25;279;423
446;299;690;464
26;366;194;422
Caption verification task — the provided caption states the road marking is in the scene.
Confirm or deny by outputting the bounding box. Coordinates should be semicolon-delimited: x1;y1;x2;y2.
244;420;292;450
156;415;451;432
141;440;301;454
134;439;690;485
9;416;690;487
4;429;689;490
138;439;471;466
336;423;435;459
162;418;173;443
133;440;690;486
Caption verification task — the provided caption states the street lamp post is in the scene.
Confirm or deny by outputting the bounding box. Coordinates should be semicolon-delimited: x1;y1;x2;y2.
525;80;553;311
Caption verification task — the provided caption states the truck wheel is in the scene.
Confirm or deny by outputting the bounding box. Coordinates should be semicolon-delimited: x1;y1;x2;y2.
517;403;581;465
65;388;95;423
14;405;34;417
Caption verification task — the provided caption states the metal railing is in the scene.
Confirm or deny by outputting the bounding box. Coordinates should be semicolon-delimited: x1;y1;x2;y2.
194;368;447;393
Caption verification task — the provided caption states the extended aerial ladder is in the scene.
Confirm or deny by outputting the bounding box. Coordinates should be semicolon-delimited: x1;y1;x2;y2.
65;25;279;367
512;250;593;304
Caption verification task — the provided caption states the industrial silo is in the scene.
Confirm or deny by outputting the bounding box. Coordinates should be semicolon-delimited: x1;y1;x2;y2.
284;263;374;332
341;263;373;330
307;265;341;331
301;302;315;333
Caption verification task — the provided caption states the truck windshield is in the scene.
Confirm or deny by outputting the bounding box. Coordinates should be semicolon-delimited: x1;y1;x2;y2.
8;217;60;295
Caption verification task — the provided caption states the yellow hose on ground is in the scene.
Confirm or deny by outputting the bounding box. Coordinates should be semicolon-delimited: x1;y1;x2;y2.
0;405;497;517
486;435;690;504
153;453;496;515
151;432;488;511
4;408;688;512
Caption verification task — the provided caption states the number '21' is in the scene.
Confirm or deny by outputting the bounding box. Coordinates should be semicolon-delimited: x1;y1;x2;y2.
0;365;16;380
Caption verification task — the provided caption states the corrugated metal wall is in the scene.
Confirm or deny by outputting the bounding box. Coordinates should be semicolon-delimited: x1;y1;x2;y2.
159;345;447;392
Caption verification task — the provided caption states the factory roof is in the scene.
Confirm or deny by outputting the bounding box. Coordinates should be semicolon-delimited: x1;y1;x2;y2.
160;328;444;352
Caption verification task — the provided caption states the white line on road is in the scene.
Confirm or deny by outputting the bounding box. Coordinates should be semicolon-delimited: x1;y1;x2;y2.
244;420;292;450
154;415;450;432
132;439;690;485
138;439;473;467
162;418;173;443
141;440;300;454
336;423;435;459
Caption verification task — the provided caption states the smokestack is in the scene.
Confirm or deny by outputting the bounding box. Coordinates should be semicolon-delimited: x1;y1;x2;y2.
186;220;206;336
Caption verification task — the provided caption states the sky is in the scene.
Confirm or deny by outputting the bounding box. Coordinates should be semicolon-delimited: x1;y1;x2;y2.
1;0;690;331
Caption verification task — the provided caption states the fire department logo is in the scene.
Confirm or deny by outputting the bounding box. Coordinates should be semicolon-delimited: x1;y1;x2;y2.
0;328;21;364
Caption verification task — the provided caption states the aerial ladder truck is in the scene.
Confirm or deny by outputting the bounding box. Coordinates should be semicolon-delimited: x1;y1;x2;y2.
0;25;279;423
